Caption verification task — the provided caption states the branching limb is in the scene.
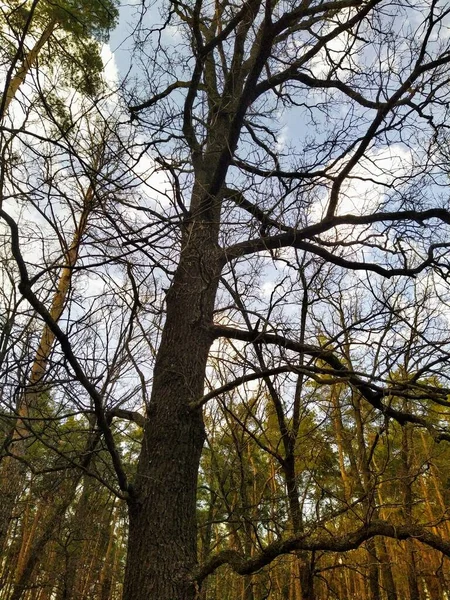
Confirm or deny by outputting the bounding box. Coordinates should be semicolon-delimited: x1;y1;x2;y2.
107;408;146;428
211;325;450;442
0;209;132;497
129;81;194;113
195;520;450;583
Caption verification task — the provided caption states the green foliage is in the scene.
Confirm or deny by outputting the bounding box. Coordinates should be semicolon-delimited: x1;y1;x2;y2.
4;0;119;99
47;36;106;97
8;0;119;41
51;0;119;41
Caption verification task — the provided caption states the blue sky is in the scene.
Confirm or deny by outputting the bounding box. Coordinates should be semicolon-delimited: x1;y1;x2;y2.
108;2;141;77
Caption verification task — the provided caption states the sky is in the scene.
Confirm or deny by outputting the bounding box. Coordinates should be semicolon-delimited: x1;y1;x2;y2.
2;0;450;410
108;1;148;78
104;2;428;237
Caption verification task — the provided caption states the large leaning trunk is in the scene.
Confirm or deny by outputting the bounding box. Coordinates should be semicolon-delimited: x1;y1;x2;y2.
122;5;289;597
121;2;263;585
123;176;223;600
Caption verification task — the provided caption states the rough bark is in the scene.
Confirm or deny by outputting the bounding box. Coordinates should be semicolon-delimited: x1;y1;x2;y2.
376;537;398;600
123;208;222;600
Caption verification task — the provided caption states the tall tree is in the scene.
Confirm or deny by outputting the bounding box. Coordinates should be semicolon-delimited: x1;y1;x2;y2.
0;0;119;118
122;2;450;598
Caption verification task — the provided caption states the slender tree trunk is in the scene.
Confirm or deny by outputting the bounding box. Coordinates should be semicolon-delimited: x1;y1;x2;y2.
283;455;315;600
98;506;118;600
289;556;302;600
13;501;44;585
198;489;216;600
9;483;75;600
330;385;352;500
0;195;92;554
401;421;420;600
0;455;27;559
366;537;381;600
351;393;381;600
59;476;98;600
1;18;57;119
8;424;100;600
376;537;397;600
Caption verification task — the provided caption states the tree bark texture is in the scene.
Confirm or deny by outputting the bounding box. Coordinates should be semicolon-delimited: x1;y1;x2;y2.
123;211;222;600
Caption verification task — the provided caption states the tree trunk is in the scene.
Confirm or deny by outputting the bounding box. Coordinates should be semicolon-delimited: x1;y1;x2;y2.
98;507;117;600
401;421;420;600
59;476;101;600
0;195;92;554
298;555;315;600
123;210;222;600
377;537;397;600
9;486;74;600
351;392;382;600
8;425;100;600
1;18;57;119
366;537;381;600
283;456;315;600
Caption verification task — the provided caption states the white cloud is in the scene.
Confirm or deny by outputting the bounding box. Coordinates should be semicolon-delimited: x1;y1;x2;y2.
311;144;413;222
335;145;413;216
101;44;120;87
